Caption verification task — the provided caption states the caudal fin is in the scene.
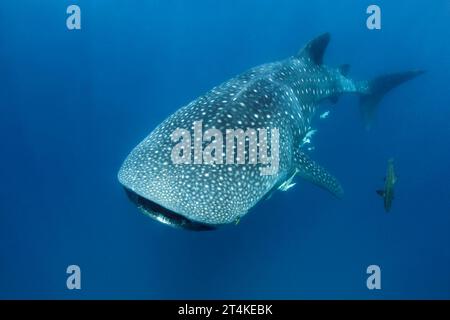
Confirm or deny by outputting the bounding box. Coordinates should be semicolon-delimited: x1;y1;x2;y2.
360;70;425;129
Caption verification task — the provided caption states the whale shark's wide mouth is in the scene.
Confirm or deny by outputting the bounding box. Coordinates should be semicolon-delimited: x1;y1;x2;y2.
123;187;216;231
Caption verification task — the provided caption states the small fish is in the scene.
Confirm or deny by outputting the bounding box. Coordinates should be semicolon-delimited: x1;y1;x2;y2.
320;110;330;119
376;158;397;212
304;128;317;139
301;128;317;146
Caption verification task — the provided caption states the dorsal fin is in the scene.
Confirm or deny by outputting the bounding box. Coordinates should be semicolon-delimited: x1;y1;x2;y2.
297;33;330;65
339;64;351;76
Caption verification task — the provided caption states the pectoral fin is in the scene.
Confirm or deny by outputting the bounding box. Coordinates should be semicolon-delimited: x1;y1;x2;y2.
376;189;385;197
294;150;344;198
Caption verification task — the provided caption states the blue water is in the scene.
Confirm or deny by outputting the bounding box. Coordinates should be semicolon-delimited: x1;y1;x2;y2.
1;0;449;299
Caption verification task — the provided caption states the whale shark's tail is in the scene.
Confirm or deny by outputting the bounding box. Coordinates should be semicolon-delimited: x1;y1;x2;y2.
358;70;425;129
297;33;424;128
298;33;425;129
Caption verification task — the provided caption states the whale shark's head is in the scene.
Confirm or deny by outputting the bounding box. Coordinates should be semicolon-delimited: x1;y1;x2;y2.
117;120;272;230
118;101;283;230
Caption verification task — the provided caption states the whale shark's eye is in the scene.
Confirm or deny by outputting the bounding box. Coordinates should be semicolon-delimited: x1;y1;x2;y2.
122;187;215;231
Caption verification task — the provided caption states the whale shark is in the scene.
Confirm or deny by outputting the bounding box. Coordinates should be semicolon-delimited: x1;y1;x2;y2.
118;33;423;230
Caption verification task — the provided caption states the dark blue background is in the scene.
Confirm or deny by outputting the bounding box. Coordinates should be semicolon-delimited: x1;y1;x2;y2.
1;0;449;299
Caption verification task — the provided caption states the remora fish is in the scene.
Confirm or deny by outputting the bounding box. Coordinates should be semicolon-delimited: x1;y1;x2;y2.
377;158;397;212
118;33;423;230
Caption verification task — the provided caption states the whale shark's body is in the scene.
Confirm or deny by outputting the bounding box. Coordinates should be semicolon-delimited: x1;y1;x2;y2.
118;33;423;230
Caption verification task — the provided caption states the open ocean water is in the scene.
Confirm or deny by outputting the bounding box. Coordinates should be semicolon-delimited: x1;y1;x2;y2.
0;0;449;299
